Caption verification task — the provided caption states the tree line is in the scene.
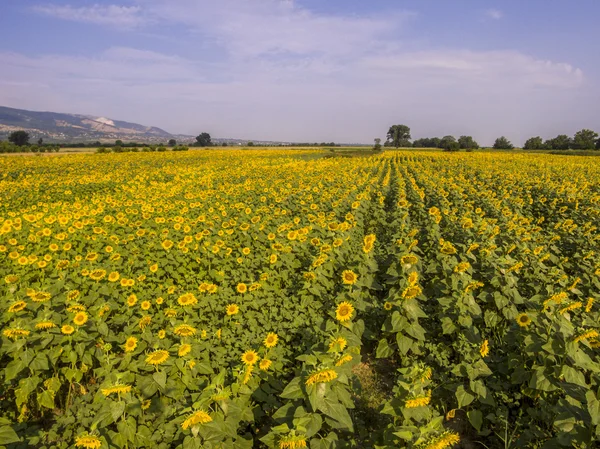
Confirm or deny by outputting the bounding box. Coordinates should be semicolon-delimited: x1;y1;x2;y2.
382;125;600;151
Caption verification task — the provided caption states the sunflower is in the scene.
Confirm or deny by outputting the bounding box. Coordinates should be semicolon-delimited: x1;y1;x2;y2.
89;269;106;281
402;285;422;300
32;291;51;302
141;301;151;311
158;330;166;339
8;301;27;313
101;383;132;397
405;390;431;408
4;274;19;284
73;312;89;326
61;325;75;335
177;293;198;307
306;369;337;386
279;434;308;449
516;313;531;327
124;336;138;352
127;294;138;307
383;302;393;311
241;350;259;365
174;324;196;337
35;321;56;330
74;434;102;449
480;339;489;357
236;283;248;294
149;263;158;273
401;254;419;265
259;359;273;371
329;336;347;351
67;290;81;300
3;327;30;339
226;304;239;316
341;270;358;285
454;262;471;273
178;344;192;357
335;302;354;322
145;350;169;366
181;410;212;430
264;332;278;348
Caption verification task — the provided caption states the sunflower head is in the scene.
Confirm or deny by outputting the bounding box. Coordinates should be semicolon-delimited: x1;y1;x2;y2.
335;302;354;322
264;332;278;348
516;313;532;327
341;270;358;285
241;350;259;365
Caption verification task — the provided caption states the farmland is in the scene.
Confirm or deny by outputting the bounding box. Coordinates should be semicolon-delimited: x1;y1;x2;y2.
1;149;599;449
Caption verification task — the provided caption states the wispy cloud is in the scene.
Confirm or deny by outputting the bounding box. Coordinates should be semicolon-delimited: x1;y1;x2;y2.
5;0;593;144
485;9;504;20
32;4;146;27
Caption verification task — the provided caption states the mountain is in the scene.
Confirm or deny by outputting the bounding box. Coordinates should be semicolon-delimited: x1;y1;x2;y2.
0;106;186;143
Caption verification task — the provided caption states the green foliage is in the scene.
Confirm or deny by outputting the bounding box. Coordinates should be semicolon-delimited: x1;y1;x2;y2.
523;136;544;150
493;136;514;150
387;125;412;148
8;130;30;146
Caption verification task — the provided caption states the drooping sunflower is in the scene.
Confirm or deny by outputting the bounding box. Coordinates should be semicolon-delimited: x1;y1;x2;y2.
259;359;273;371
402;285;422;300
306;369;337;386
8;301;27;313
74;433;102;449
35;321;56;330
3;327;30;339
480;339;489;357
181;410;212;430
241;350;259;365
174;324;196;337
145;349;169;366
335;302;354;322
264;332;278;348
341;270;358;285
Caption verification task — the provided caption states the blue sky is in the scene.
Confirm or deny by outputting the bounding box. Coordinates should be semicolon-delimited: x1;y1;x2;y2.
0;0;598;144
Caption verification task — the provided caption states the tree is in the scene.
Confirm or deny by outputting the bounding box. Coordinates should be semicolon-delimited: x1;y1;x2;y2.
493;136;514;150
572;129;598;150
439;135;459;152
115;140;123;146
523;136;544;150
195;133;212;147
386;125;411;148
168;139;177;147
247;141;255;147
373;138;382;151
544;135;571;150
37;138;44;145
597;139;600;150
458;135;479;150
8;130;30;146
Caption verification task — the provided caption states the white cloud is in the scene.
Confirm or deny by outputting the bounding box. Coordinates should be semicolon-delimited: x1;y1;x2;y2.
485;9;504;20
32;4;146;27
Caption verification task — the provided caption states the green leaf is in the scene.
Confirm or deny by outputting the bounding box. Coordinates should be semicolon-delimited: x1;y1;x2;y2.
396;334;413;356
586;390;600;426
30;353;49;371
0;425;20;445
37;390;55;409
281;377;304;399
456;385;475;408
110;401;126;423
468;409;483;431
375;338;393;358
153;370;167;390
441;317;456;335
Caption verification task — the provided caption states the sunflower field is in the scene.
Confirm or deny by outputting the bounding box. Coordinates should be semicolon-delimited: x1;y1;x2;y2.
1;150;599;449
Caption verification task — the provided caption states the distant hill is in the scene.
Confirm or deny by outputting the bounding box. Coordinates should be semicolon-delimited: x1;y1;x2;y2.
0;106;185;143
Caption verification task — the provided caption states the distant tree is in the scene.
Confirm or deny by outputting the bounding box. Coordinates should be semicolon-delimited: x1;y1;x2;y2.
195;133;212;147
168;139;177;147
8;130;30;146
523;136;544;150
247;141;255;147
386;124;411;148
572;129;598;150
458;135;479;150
373;138;382;151
597;139;600;150
439;135;460;152
544;135;571;150
37;138;44;145
413;137;441;148
115;140;123;146
222;142;228;147
493;136;514;150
